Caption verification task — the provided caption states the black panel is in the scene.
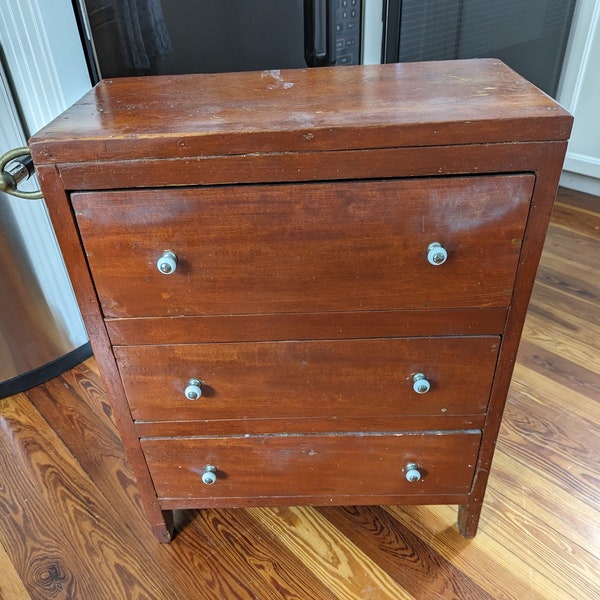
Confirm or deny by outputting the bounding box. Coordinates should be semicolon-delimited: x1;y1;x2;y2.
384;0;576;97
77;0;362;82
0;342;92;399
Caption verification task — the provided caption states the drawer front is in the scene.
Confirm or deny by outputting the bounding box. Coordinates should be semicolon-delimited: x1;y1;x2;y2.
142;431;481;500
72;175;533;317
115;336;500;422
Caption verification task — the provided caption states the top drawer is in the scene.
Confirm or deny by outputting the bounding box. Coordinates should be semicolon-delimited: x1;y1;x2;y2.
72;174;533;318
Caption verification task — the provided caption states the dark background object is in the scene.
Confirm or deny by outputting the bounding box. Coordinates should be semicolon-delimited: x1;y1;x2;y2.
76;0;574;96
383;0;576;97
76;0;363;81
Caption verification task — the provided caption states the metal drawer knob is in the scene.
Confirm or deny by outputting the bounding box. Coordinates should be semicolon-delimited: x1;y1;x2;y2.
201;465;217;485
184;379;202;400
426;242;448;266
412;373;431;394
405;463;422;483
156;250;177;274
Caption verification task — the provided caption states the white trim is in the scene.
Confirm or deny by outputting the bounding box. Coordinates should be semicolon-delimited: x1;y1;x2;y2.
557;0;600;112
0;0;90;348
362;0;384;64
564;152;600;178
557;0;600;186
0;66;24;145
0;0;91;134
560;171;600;197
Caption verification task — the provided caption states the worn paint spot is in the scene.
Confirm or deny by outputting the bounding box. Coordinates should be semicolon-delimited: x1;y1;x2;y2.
261;69;294;90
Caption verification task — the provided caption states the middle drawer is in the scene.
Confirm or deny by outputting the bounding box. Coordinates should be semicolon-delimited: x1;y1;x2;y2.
115;336;499;422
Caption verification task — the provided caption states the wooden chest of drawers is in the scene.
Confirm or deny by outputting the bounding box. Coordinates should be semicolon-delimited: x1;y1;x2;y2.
30;60;572;543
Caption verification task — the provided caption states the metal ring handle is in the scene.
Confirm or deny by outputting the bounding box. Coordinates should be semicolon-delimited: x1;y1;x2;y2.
0;147;43;199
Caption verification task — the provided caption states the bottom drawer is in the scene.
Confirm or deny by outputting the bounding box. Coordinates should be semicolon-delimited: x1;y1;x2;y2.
142;431;481;503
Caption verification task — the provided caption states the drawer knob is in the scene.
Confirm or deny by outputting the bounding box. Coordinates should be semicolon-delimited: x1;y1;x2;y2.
156;250;178;274
405;463;422;483
201;465;217;485
184;379;202;400
412;373;431;394
426;242;448;266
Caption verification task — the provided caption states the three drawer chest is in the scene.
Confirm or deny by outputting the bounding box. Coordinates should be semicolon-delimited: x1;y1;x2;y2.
30;59;572;542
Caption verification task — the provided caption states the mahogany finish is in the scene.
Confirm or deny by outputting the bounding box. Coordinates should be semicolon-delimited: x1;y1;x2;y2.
104;308;508;345
116;337;499;423
2;189;597;599
30;60;571;161
72;175;532;317
142;432;481;505
29;59;572;543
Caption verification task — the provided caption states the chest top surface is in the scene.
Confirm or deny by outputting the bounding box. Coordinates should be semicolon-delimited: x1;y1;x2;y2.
29;59;572;166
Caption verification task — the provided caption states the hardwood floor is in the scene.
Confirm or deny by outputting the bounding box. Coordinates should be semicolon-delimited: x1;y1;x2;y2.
0;187;598;600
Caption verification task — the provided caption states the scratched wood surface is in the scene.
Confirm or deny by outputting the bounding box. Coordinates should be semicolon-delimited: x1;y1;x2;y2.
0;188;598;599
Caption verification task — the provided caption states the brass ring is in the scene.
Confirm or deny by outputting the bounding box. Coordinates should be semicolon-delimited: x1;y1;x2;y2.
0;146;43;199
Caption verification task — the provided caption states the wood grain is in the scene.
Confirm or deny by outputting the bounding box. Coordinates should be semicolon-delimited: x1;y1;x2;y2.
30;60;572;542
249;506;414;599
171;508;338;599
0;394;178;599
318;505;493;599
29;60;572;165
115;337;499;423
104;308;509;346
2;189;594;596
72;175;532;317
0;543;30;600
142;431;480;504
47;141;564;191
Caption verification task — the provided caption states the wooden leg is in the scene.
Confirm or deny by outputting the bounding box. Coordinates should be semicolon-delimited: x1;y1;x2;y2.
457;502;482;539
150;510;175;543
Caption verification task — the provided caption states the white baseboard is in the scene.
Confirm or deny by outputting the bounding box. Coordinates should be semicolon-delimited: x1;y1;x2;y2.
560;171;600;198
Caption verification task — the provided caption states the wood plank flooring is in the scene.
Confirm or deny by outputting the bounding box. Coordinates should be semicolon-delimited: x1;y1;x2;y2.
0;187;598;599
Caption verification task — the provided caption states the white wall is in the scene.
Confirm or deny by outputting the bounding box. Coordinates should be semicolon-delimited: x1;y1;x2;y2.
558;0;600;196
0;0;92;350
0;0;92;134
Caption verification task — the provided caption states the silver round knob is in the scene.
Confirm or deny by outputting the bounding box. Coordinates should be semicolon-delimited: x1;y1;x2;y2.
412;373;431;394
426;242;448;266
201;465;217;485
156;250;177;274
405;463;421;483
184;378;202;400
